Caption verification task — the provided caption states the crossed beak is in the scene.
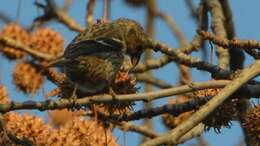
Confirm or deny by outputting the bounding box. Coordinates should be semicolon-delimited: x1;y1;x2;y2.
131;55;141;67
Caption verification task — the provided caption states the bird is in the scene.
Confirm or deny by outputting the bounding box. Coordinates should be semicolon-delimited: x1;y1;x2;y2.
49;18;148;97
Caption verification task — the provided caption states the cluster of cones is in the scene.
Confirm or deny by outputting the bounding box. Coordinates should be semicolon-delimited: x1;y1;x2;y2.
0;23;64;94
0;84;120;146
0;22;139;145
162;88;239;131
0;22;138;97
162;87;259;145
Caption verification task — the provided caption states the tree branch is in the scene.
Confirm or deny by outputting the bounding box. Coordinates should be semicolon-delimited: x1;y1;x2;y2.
1;80;259;114
141;60;260;146
118;122;159;138
199;31;260;59
0;80;231;113
146;38;231;79
0;36;56;60
34;0;84;32
103;96;211;121
136;73;173;89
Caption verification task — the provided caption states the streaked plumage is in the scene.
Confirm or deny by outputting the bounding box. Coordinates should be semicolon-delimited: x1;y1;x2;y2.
50;18;148;96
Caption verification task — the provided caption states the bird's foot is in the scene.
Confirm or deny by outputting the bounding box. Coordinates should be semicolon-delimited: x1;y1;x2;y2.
69;84;78;110
108;87;119;114
91;104;98;121
108;87;117;98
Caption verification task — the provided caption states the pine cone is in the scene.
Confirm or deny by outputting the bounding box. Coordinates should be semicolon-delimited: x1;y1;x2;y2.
0;23;30;60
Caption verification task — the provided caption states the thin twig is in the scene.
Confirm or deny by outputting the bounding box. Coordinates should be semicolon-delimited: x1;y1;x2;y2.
136;73;172;89
199;31;260;59
104;96;211;121
157;11;193;85
0;36;56;60
219;0;244;70
146;38;231;79
218;0;236;39
132;56;171;73
55;9;84;32
0;80;231;113
102;0;110;22
86;0;95;26
34;0;84;32
204;0;229;69
196;2;209;61
133;13;208;74
118;122;159;138
159;12;193;85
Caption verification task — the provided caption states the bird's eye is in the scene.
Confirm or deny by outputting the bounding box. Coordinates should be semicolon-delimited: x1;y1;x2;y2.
128;28;135;34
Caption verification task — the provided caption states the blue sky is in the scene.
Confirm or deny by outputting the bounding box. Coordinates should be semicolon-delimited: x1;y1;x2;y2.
1;0;260;146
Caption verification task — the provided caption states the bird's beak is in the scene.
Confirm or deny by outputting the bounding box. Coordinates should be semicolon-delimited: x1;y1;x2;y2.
47;57;67;67
131;55;140;67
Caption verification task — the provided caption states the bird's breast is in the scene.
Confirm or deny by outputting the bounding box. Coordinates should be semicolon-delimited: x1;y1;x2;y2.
63;51;124;94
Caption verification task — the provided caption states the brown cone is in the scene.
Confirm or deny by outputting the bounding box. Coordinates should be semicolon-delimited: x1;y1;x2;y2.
203;97;239;132
0;84;10;104
0;85;14;145
0;23;30;60
3;112;50;145
48;109;85;127
163;88;240;132
242;105;260;146
30;28;64;60
46;117;119;146
95;71;137;115
3;112;119;146
12;61;44;94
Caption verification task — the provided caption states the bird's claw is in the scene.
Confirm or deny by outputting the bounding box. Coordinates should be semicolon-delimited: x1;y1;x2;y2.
70;84;78;110
108;87;119;114
108;87;117;99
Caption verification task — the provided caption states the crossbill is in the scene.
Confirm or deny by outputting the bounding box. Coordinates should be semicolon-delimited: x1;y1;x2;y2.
49;18;149;96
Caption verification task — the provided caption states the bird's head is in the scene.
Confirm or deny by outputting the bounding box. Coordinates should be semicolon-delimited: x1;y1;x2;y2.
114;18;148;67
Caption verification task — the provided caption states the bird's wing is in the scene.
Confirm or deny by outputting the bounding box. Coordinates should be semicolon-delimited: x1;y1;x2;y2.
64;38;124;58
96;37;124;50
